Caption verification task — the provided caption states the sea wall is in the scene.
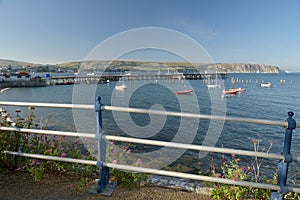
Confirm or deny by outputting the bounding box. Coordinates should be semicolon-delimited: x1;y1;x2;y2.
0;79;48;88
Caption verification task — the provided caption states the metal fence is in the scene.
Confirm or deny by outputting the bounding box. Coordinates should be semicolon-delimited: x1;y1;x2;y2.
0;97;299;199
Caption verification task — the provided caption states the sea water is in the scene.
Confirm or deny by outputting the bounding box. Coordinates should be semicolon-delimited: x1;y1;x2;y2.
1;73;300;177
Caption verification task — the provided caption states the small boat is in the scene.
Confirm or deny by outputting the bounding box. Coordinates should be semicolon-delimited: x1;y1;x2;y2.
222;89;238;95
206;84;220;88
174;89;193;95
115;84;127;90
260;82;272;88
222;88;245;95
0;87;10;93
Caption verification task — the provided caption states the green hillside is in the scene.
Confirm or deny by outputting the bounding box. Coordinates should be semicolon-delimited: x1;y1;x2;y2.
0;59;280;73
0;59;36;67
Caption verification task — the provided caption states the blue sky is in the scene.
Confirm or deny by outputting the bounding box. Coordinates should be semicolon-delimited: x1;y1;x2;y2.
0;0;300;71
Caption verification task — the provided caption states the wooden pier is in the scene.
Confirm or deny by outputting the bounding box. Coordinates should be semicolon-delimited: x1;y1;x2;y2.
0;73;227;87
49;73;227;85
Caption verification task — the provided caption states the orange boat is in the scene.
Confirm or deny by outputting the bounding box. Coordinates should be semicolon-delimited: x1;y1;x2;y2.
222;88;245;95
222;89;238;95
174;89;193;95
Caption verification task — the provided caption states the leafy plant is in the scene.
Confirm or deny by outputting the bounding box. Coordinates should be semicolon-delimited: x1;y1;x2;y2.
0;107;97;181
0;106;148;187
210;156;251;200
106;142;148;187
209;138;279;200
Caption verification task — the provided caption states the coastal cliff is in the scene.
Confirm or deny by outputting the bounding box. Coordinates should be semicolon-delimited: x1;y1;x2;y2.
198;63;280;73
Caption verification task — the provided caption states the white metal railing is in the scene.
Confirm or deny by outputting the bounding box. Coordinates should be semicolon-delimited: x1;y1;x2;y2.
1;101;299;127
4;151;97;165
0;101;93;109
2;125;296;161
0;101;299;198
103;105;293;127
0;127;95;138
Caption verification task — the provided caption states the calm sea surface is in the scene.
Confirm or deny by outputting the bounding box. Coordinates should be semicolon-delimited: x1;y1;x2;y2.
1;73;300;176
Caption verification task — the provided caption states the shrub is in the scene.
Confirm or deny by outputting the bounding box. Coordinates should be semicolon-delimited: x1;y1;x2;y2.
106;142;148;187
209;139;278;200
210;156;252;200
0;107;97;181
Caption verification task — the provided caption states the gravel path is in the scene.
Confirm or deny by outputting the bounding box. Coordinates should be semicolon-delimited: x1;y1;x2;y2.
0;170;213;200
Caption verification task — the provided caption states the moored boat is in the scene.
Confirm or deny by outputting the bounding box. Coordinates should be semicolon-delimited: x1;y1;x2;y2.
115;84;127;90
222;88;245;95
260;82;272;88
222;89;238;95
174;89;193;95
0;87;10;93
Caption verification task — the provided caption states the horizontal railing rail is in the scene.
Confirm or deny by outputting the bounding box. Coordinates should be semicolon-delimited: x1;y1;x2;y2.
0;127;95;138
1;101;299;128
4;150;98;166
103;135;300;162
102;105;293;127
3;149;300;194
0;100;299;199
1;125;297;162
0;101;93;109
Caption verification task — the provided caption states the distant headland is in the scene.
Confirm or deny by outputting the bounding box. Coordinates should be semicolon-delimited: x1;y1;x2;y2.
0;59;280;74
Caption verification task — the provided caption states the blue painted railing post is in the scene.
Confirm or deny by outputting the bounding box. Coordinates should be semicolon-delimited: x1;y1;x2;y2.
271;111;296;200
95;96;109;193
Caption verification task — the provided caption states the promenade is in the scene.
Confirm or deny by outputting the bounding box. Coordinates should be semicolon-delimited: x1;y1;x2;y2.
0;169;212;200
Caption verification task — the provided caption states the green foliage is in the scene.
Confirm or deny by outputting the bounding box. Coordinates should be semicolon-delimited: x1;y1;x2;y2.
0;107;97;181
209;155;279;200
207;138;291;200
110;169;148;188
210;157;252;200
0;107;147;187
106;142;148;187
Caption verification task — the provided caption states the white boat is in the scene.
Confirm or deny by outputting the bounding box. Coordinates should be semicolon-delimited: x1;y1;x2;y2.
115;84;127;90
260;82;272;88
1;87;10;93
207;84;219;88
206;71;220;88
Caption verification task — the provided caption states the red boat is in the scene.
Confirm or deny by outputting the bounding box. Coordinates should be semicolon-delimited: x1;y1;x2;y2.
222;89;238;95
174;89;193;95
222;88;245;95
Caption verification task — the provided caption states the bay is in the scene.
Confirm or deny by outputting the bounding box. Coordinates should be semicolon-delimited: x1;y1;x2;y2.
1;73;300;178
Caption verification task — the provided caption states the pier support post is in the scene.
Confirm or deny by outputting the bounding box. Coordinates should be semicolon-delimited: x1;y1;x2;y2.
95;96;110;193
271;111;296;200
